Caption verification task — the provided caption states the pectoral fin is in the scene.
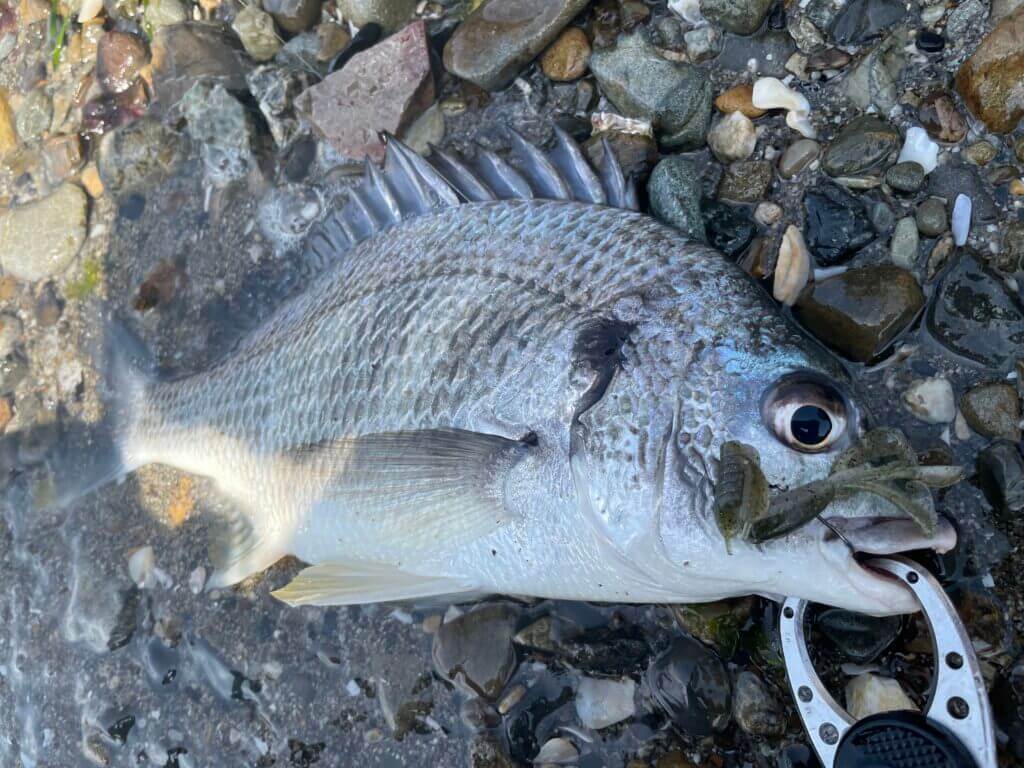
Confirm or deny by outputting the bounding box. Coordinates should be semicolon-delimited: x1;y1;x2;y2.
272;562;475;606
207;505;286;589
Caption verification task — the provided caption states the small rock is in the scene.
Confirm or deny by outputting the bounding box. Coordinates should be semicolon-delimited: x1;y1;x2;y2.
81;81;150;135
904;377;956;424
717;160;772;203
299;20;433;161
803;184;873;266
34;283;62;326
15;88;52;142
648;156;705;242
787;13;826;52
432;603;517;700
0;313;22;357
822;114;900;178
337;0;417;31
583;130;658;179
683;25;723;62
707;111;756;162
793;265;924;361
400;102;444;156
831;0;905;45
885;161;924;193
896;127;938;174
151;22;252;116
840;29;905;112
0;90;15;154
754;201;782;226
956;7;1024;133
645;636;732;736
714;84;765;118
264;0;321;34
0;184;87;282
751;76;814;137
589;32;711;149
890;216;919;268
917;93;968;144
540;27;590;81
534;737;577;765
1001;221;1024;272
97;118;186;194
701;0;773;35
574;676;635;729
915;197;948;237
702;201;756;258
97;32;149;94
188;566;206;593
778;138;819;178
947;0;989;40
316;22;351;62
41;134;84;185
817;609;901;663
870;201;895;235
961;383;1021;441
232;6;282;62
144;0;187;30
977;441;1024;517
964;140;998;166
927;163;997;224
180;82;254;185
247;65;311;149
732;671;784;736
444;0;589;91
128;546;156;588
773;224;810;306
806;47;851;70
846;674;916;720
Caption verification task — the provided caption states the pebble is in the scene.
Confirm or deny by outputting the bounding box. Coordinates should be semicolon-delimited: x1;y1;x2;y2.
533;737;577;765
645;636;732;736
846;674;916;720
684;25;723;62
717;160;772;203
0;90;14;154
247;64;312;150
754;201;782;226
34;283;62;326
787;14;826;53
188;566;206;594
298;20;433;161
793;265;924;362
870;201;895;235
927;254;1024;370
316;22;351;62
951;194;972;246
917;93;968;144
831;0;904;45
647;156;705;242
232;6;282;62
817;609;901;663
890;216;919;268
947;0;989;40
574;676;635;729
713;84;766;118
732;671;783;736
144;0;187;30
707;111;756;162
700;0;773;35
964;140;998;166
96;32;149;94
180;82;254;184
15;88;52;142
151;22;252;114
928;164;997;224
97;118;186;194
803;184;873;266
583;130;658;179
1002;222;1024;272
822;115;900;178
128;546;156;588
896;127;938;175
0;313;22;358
904;377;957;424
840;29;905;112
431;603;517;700
961;383;1022;441
444;0;589;91
589;32;711;149
778;138;819;179
916;197;948;237
540;27;590;81
885;161;924;193
773;225;811;305
702;201;756;258
41;134;84;185
338;0;417;31
977;441;1024;517
956;7;1024;133
0;183;87;282
263;0;320;34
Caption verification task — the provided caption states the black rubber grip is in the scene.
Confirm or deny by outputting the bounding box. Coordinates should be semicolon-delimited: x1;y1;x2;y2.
834;711;977;768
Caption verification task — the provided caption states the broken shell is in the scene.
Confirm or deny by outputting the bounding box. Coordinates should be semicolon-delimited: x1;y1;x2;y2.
78;0;104;21
751;77;811;113
896;126;939;174
128;545;156;588
785;109;816;139
772;225;811;305
590;111;654;138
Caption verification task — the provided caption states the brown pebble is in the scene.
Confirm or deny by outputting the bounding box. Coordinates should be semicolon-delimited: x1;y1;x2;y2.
540;27;591;82
0;276;18;302
316;22;351;62
0;90;15;156
1010;178;1024;196
714;83;766;118
96;31;150;95
79;163;104;198
0;397;12;432
917;92;967;144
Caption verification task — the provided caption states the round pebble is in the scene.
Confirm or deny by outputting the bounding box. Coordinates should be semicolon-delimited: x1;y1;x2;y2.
778;139;819;179
916;197;948;236
885;161;924;193
540;27;591;82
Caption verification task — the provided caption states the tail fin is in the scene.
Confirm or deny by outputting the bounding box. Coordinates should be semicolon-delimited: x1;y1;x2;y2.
33;308;155;509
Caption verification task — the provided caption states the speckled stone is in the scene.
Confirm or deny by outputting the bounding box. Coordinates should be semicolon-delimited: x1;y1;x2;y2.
540;27;591;81
916;197;948;236
701;0;773;35
961;383;1022;441
717;160;772;203
956;7;1024;133
647;155;706;242
885;161;924;192
822;115;900;177
778;139;819;179
0;183;87;282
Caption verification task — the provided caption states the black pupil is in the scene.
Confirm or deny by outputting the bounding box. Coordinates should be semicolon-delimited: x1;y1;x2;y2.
791;405;832;445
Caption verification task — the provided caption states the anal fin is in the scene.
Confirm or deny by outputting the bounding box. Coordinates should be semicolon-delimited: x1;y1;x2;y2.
272;562;474;607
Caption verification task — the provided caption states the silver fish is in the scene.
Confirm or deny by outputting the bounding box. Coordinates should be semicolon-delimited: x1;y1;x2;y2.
56;130;955;615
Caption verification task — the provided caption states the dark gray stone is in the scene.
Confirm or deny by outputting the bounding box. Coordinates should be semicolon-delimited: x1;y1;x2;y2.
646;636;732;736
916;197;948;237
831;0;906;45
885;161;925;193
803;184;874;265
822;115;900;177
701;0;774;35
648;156;706;242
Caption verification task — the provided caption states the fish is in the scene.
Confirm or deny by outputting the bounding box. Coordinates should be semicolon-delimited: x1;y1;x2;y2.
48;128;956;616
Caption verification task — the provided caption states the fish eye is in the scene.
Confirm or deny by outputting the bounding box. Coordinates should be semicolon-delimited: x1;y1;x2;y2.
762;376;849;453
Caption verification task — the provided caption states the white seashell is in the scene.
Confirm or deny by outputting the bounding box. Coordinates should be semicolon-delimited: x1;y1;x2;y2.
128;546;156;588
773;225;811;306
751;77;810;114
668;0;704;25
897;126;939;174
77;0;104;22
952;193;972;246
533;737;578;765
785;109;816;138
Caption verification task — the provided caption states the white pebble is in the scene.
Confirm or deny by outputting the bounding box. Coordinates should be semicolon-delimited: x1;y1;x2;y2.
188;566;207;594
754;201;783;226
773;225;811;306
668;0;704;24
533;737;578;765
128;546;156;589
575;677;636;730
903;377;956;424
897;126;939;174
846;673;917;720
77;0;104;21
952;193;972;246
707;111;757;162
752;77;816;138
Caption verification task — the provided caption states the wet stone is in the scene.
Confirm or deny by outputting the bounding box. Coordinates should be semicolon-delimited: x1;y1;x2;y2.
700;0;773;35
97;118;186;194
34;282;63;326
831;0;905;45
803;184;873;266
840;29;906;112
918;93;968;144
583;130;658;180
299;20;433;161
151;22;252;116
264;0;321;34
0;313;22;358
684;25;723;62
793;265;925;362
338;0;417;31
232;6;282;62
978;441;1024;517
15;88;52;142
822;115;900;178
964;140;998;166
956;7;1024;133
144;0;187;30
589;32;712;150
714;83;766;118
41;134;84;185
432;604;517;700
0;183;87;282
870;201;895;236
947;0;989;40
916;197;948;236
1002;221;1024;272
817;609;901;662
82;81;150;136
707;111;756;162
702;201;757;259
443;0;589;91
926;253;1024;370
97;31;149;94
574;676;636;729
246;65;311;149
716;160;772;203
732;671;784;736
180;82;254;184
540;27;591;82
778;139;820;179
890;216;919;268
645;636;732;736
648;156;706;242
885;161;924;193
717;29;796;78
961;383;1021;441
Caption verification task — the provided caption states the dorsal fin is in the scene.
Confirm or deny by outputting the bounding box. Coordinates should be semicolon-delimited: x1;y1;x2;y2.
302;129;640;269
